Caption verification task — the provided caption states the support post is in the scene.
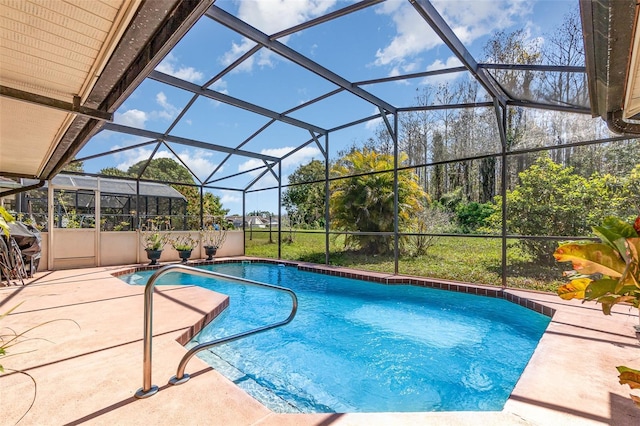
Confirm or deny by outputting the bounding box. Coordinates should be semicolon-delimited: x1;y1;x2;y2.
200;186;204;230
494;100;509;289
324;133;330;266
242;190;246;255
277;162;282;259
393;112;399;275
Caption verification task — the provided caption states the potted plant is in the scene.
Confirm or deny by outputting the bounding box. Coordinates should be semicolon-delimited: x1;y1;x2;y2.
200;220;227;260
140;217;171;265
170;234;197;263
554;215;640;406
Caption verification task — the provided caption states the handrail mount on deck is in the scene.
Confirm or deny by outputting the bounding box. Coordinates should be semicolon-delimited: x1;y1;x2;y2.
134;263;298;399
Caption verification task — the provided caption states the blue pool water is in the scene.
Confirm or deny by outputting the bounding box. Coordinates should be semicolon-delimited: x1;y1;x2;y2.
121;263;550;413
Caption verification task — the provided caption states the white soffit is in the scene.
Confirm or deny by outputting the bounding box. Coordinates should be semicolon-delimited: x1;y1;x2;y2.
0;0;140;177
624;14;640;120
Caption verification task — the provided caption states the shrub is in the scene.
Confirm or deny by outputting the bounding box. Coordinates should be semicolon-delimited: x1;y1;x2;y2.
455;201;495;233
486;155;633;264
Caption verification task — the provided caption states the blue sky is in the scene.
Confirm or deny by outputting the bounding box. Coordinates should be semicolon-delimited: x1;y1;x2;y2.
78;0;579;215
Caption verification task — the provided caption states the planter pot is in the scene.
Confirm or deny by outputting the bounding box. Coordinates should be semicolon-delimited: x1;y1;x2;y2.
204;246;218;261
145;249;162;265
178;249;192;263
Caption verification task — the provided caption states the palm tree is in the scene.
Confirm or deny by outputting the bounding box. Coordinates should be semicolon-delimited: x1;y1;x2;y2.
330;149;426;254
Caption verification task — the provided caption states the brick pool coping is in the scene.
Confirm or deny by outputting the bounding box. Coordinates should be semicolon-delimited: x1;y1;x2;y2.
112;257;556;319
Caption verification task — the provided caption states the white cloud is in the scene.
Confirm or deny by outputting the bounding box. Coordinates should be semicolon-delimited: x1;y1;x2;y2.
365;108;385;130
156;52;204;83
113;147;172;171
435;0;532;44
426;56;462;71
374;2;441;68
281;146;321;170
238;158;264;175
113;91;183;130
221;40;258;71
375;0;533;74
238;146;321;184
220;190;241;205
154;92;179;120
175;149;222;181
422;56;464;85
210;79;228;95
109;146;220;180
221;0;337;72
237;0;336;36
114;109;147;128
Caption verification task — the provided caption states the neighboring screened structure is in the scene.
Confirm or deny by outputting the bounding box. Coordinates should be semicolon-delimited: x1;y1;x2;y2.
14;174;187;231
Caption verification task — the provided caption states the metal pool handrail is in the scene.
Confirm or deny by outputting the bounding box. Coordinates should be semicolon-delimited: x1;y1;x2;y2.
134;263;298;399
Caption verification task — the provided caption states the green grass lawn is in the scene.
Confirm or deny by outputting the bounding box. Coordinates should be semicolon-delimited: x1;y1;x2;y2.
245;230;565;292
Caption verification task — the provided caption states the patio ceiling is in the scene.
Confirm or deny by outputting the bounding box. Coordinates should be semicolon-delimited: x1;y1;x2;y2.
0;0;213;183
0;0;637;194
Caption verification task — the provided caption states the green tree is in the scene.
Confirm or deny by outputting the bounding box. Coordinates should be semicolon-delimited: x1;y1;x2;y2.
63;160;84;172
602;140;640;177
101;158;227;229
624;164;640;217
487;155;635;263
456;201;495;233
282;159;326;228
128;158;194;183
99;167;129;177
203;191;229;221
330;149;426;254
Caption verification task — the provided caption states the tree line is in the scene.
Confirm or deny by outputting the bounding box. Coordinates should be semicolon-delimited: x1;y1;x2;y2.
282;8;640;262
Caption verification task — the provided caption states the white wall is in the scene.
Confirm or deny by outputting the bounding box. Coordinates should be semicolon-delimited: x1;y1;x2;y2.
37;230;244;270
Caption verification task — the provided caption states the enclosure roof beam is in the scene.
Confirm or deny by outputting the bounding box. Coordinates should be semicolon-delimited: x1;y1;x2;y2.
245;167;272;192
206;5;397;114
478;64;587;73
263;160;279;182
355;66;468;86
72;140;158;163
0;86;112;121
327;112;386;133
101;122;280;162
309;131;325;157
270;0;384;40
201;44;262;89
136;142;162;180
160;140;203;185
280;137;317;162
149;70;326;135
208;163;275;184
410;0;508;106
506;100;591;114
281;88;344;116
398;102;494;112
204;119;277;185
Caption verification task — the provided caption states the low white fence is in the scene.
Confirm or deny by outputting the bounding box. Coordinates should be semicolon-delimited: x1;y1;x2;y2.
37;230;244;271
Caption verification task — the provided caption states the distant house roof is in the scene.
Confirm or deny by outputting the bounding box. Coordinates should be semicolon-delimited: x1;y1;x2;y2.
23;174;186;200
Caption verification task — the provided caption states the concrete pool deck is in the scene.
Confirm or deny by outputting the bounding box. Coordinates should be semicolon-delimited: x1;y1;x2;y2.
1;259;639;425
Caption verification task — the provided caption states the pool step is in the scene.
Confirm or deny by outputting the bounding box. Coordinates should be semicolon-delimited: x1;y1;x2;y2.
190;343;318;413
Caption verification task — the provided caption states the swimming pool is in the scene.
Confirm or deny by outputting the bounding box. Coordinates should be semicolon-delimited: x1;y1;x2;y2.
121;262;550;413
